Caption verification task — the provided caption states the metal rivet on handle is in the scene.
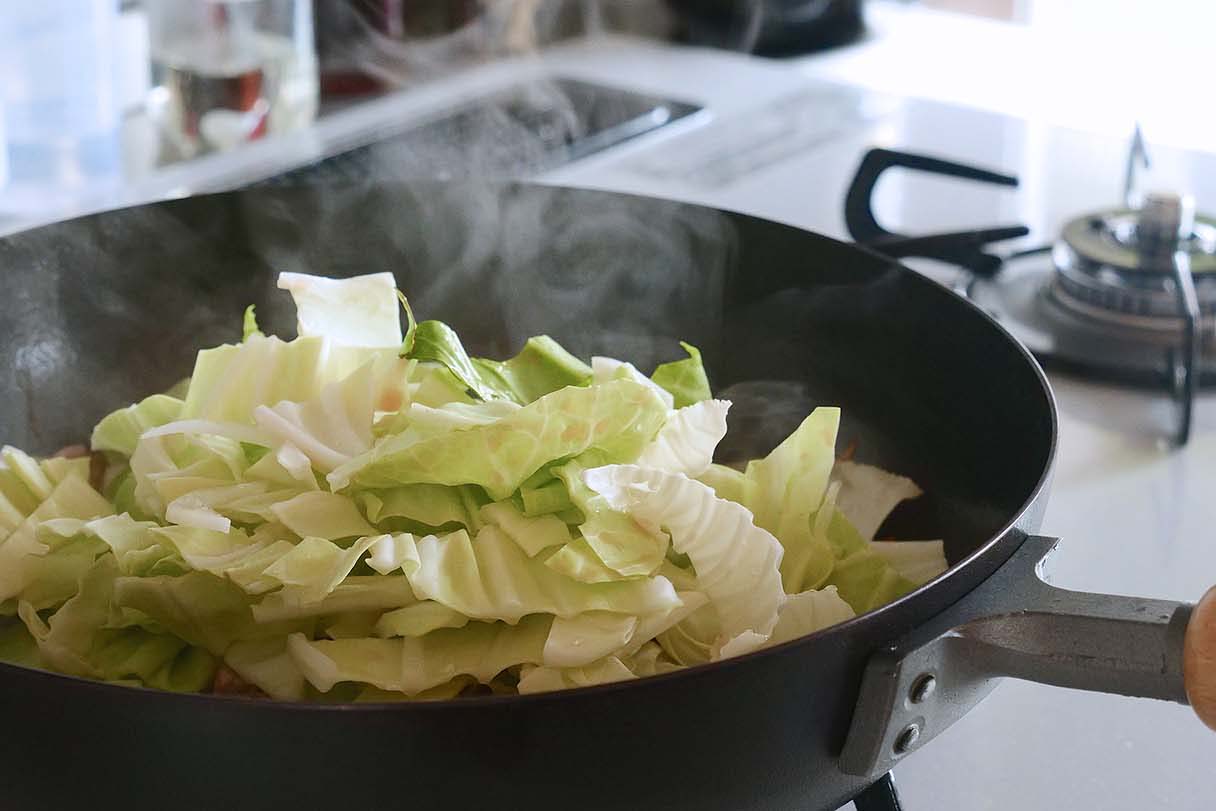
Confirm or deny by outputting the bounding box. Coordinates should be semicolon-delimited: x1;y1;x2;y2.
909;674;936;704
894;723;921;755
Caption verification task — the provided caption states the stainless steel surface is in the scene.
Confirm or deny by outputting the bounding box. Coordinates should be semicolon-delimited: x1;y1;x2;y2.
1050;200;1216;325
841;536;1193;781
1058;207;1216;278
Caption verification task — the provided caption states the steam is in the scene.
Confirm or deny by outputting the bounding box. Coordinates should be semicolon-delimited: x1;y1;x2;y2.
488;184;732;365
17;5;745;439
252;3;740;368
244;179;736;371
14;3;764;456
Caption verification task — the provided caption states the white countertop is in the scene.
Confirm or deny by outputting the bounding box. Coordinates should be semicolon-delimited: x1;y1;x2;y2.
795;1;1216;155
899;376;1216;810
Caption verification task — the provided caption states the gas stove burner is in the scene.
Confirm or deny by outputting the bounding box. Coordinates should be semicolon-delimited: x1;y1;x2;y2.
969;260;1216;384
967;191;1209;445
845;147;1205;446
1048;202;1216;330
1060;208;1216;275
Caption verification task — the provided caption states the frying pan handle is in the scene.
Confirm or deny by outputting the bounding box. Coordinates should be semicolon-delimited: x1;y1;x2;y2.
841;535;1206;780
1185;586;1216;731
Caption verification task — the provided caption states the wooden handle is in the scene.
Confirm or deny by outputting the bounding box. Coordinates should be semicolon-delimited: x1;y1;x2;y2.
1185;586;1216;731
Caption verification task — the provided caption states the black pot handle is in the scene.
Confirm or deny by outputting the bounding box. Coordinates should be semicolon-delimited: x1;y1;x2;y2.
839;535;1207;780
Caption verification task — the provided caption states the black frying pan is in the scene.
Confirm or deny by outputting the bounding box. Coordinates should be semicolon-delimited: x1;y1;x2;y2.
0;182;1210;811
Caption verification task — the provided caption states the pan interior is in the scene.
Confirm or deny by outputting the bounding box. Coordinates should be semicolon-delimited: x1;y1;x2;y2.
0;182;1053;564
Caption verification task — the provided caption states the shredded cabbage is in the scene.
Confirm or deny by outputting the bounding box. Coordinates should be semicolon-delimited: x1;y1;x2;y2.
0;272;945;699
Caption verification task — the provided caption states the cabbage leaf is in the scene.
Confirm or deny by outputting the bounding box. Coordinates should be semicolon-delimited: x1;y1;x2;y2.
329;378;669;498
